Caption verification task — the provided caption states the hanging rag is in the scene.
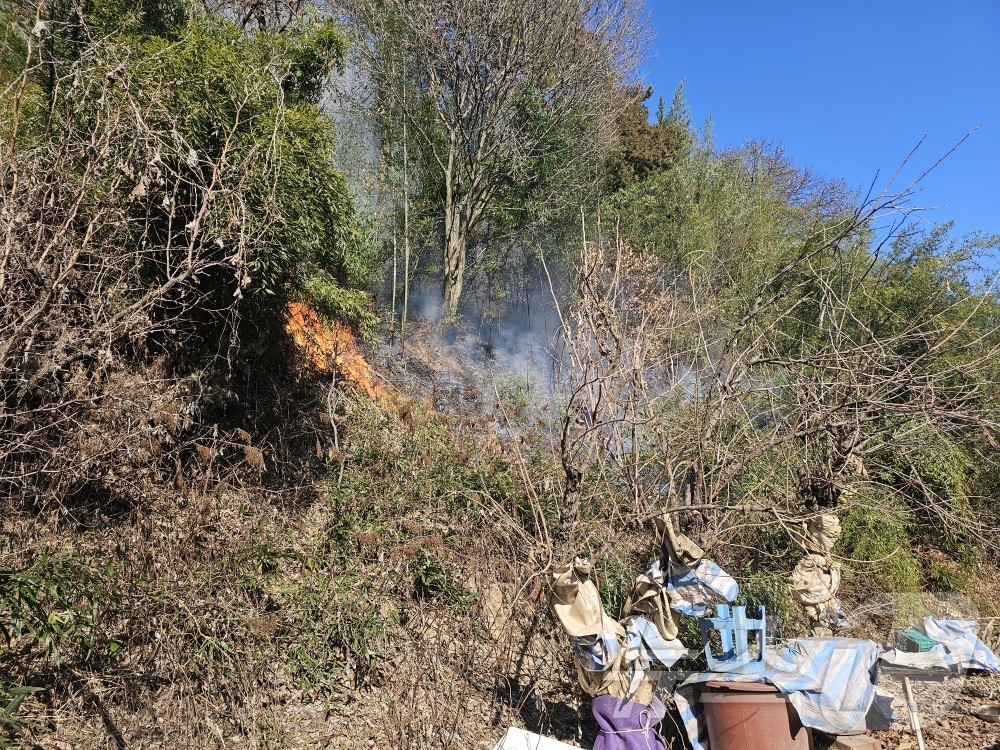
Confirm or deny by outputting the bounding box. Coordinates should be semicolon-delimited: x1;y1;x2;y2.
620;615;688;698
793;513;843;555
666;559;740;617
550;522;738;705
552;559;631;698
551;557;608;638
624;560;679;642
553;557;685;702
655;512;705;566
789;513;847;635
629;514;739;626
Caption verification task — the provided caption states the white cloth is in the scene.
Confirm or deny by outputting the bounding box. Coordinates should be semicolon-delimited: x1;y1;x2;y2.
879;648;949;671
922;618;1000;673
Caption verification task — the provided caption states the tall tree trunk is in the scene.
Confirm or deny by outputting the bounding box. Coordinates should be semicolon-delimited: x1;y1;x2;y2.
554;464;583;547
442;203;468;317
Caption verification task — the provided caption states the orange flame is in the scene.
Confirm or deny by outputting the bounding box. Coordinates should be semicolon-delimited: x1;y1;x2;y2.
285;302;387;402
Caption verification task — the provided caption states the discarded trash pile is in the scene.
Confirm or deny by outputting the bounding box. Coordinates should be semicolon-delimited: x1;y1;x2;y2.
492;510;1000;750
548;512;735;748
678;637;881;750
878;618;1000;750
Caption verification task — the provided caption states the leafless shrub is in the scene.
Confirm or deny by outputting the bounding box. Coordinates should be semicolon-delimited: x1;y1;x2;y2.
204;0;324;30
547;165;1000;566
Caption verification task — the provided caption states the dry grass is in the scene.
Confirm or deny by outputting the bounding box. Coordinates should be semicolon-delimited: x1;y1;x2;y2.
6;325;1000;750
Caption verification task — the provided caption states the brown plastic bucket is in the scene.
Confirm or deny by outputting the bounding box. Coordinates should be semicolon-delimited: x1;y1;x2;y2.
700;680;813;750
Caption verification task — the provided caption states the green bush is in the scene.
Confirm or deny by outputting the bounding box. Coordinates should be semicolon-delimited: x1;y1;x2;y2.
734;574;803;637
838;494;921;595
0;553;123;666
279;574;389;692
595;552;642;620
410;549;478;608
924;560;970;592
0;553;126;742
0;684;43;745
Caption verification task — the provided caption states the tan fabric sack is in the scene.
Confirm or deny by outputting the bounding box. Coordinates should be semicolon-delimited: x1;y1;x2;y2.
793;513;842;555
550;558;606;637
549;558;632;699
654;511;704;566
789;553;842;606
624;565;679;642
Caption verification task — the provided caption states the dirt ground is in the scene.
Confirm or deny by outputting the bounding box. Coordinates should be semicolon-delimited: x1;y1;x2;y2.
870;675;1000;750
27;675;1000;750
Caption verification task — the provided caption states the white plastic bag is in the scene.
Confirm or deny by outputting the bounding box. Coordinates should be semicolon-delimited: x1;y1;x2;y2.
492;727;581;750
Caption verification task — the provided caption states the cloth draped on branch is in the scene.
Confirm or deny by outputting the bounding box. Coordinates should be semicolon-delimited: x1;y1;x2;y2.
665;559;740;617
551;531;738;702
550;519;739;746
789;513;848;636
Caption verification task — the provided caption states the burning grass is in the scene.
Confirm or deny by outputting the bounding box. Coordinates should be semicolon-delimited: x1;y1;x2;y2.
285;302;390;403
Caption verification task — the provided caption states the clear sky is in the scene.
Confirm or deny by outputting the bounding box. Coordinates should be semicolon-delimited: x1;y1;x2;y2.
642;0;1000;241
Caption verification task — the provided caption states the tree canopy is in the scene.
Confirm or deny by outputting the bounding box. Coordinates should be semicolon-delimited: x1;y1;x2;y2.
341;0;649;316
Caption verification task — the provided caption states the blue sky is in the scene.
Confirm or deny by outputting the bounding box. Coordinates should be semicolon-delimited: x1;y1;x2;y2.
643;1;999;240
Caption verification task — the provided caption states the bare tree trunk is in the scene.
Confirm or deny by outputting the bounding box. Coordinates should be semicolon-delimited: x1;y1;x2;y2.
442;203;468;318
555;463;583;546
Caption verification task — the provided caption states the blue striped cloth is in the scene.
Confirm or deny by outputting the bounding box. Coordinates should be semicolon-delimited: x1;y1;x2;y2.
666;559;740;617
623;616;687;668
570;615;621;673
923;618;1000;673
675;638;882;750
572;615;687;697
621;615;688;696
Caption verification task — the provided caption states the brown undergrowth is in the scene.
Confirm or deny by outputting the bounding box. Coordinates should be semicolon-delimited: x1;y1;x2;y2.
4;322;999;749
0;328;589;749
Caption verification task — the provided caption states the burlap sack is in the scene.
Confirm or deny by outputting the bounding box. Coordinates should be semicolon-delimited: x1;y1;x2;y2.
550;558;606;637
793;513;842;555
789;552;842;606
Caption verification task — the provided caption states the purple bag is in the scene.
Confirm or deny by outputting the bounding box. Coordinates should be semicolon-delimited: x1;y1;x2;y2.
592;694;669;750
